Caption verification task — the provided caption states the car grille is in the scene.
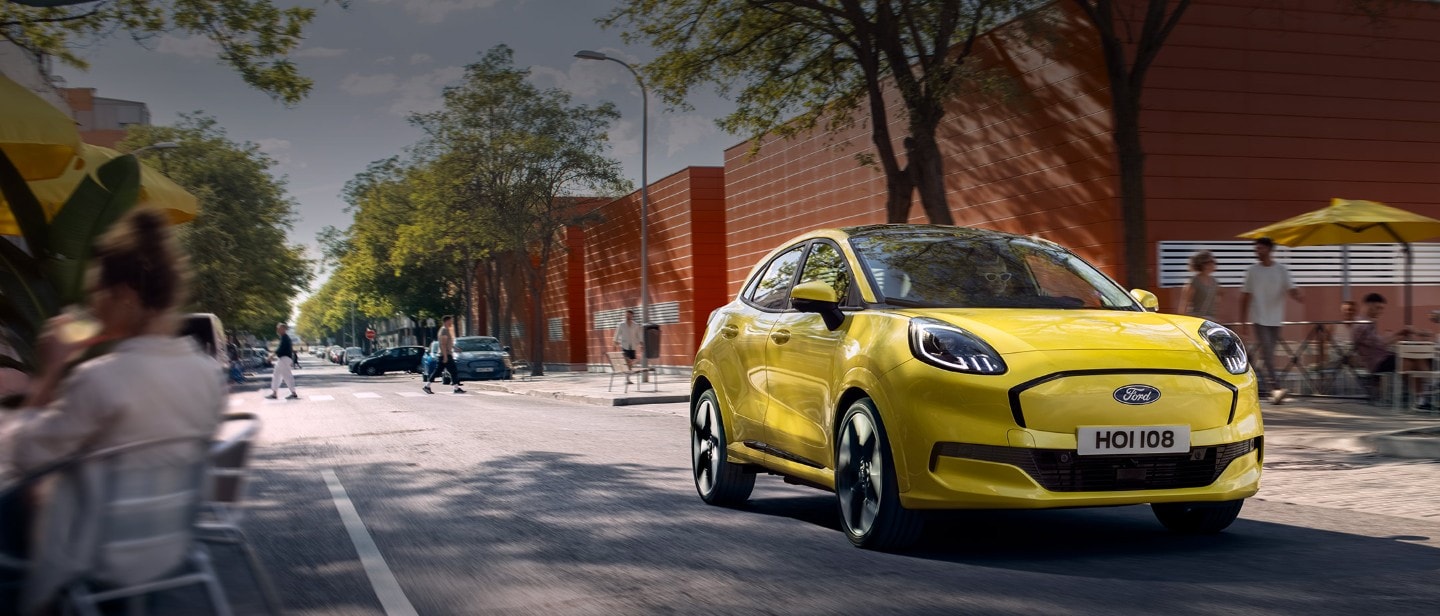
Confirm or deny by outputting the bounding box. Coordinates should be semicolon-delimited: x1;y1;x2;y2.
932;438;1260;492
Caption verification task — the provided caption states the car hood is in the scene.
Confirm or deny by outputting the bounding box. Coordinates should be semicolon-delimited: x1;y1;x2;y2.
913;309;1211;354
456;351;507;360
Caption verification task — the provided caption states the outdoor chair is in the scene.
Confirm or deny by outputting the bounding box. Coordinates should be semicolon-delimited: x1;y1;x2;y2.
198;412;283;615
0;434;232;616
1394;341;1440;412
607;351;657;393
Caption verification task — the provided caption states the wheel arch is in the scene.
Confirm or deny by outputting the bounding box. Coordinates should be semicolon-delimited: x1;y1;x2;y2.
832;376;912;494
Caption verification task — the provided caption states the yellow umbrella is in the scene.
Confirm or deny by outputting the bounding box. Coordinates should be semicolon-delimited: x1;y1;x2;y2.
1239;198;1440;325
0;72;81;181
0;144;198;235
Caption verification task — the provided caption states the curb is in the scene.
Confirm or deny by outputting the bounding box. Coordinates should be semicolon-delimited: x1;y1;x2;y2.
1364;427;1440;460
463;381;690;407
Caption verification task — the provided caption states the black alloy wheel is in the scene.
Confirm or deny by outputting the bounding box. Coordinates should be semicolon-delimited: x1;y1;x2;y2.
691;389;755;505
365;365;380;376
835;397;923;550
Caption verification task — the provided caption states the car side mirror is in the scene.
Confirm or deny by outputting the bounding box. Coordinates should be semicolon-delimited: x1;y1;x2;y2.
791;281;845;330
1129;288;1160;312
503;346;512;354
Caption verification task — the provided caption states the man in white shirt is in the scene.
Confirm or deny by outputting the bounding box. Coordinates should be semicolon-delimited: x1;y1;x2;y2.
1240;237;1303;404
613;310;645;373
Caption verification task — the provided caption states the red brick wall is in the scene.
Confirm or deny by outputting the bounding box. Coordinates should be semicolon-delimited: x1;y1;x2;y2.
583;167;726;369
723;5;1118;296
1141;0;1440;323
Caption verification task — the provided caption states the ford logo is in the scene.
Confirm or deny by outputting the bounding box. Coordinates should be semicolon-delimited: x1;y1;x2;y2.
1113;385;1161;405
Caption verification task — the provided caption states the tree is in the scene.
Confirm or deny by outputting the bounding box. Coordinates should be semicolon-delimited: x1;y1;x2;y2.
408;45;629;375
604;0;1049;224
0;0;340;104
119;113;311;334
1068;0;1191;288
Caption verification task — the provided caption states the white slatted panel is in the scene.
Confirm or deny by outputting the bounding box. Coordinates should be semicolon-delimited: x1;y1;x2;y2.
548;317;563;341
1157;241;1440;288
592;301;681;331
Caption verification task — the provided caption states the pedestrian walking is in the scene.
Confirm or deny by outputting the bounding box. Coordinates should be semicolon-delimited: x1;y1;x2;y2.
613;309;644;377
424;315;463;394
1240;237;1303;404
1179;250;1221;320
265;323;299;400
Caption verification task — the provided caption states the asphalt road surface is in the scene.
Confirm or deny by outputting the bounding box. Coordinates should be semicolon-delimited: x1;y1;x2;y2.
195;364;1440;615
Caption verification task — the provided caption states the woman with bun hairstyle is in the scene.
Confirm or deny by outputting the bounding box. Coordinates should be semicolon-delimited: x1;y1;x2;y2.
0;209;225;614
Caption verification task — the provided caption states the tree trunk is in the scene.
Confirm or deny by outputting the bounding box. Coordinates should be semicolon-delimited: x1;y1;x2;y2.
528;268;545;377
1111;91;1150;289
485;259;501;338
908;126;954;225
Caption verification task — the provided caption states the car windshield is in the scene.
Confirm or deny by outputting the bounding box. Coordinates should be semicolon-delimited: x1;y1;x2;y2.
849;231;1139;310
455;338;502;352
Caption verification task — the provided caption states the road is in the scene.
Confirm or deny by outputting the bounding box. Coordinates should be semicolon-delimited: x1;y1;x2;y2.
199;364;1440;615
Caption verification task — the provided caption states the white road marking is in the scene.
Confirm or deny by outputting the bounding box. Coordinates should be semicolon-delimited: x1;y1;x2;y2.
396;392;427;398
322;470;418;616
468;390;509;396
354;392;382;399
310;395;335;401
229;398;245;407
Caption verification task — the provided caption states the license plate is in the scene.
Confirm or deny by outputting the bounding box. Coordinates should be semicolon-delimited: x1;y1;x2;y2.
1077;426;1190;456
476;367;494;372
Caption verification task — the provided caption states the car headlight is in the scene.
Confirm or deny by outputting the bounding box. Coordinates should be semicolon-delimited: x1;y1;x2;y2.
908;317;1006;375
1200;320;1248;375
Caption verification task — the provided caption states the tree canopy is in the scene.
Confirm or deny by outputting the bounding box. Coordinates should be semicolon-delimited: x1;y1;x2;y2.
120;113;311;335
0;0;340;104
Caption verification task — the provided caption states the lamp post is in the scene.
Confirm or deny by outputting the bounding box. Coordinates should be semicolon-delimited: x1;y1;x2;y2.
575;49;651;372
131;141;179;174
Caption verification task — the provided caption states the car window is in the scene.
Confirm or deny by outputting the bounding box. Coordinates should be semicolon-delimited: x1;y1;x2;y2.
849;232;1138;310
455;338;502;352
747;246;805;310
798;241;852;306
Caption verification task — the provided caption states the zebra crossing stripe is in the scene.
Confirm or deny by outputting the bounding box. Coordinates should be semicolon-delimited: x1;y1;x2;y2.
396;392;427;398
310;395;335;401
354;392;382;399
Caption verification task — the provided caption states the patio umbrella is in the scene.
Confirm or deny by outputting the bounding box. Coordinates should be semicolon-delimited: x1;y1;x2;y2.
0;72;81;181
0;144;198;235
1239;198;1440;325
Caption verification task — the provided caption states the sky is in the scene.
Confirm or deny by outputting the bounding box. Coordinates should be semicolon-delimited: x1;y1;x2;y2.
54;0;741;294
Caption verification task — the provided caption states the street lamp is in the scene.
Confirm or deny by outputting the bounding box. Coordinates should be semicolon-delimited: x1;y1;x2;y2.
575;49;651;372
131;141;180;174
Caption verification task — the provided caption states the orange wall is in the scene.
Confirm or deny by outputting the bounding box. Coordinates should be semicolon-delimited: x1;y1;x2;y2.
1141;0;1440;326
583;167;726;368
722;4;1118;296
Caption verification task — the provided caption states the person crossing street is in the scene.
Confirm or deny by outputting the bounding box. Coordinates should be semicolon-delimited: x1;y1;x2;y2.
265;323;299;400
424;315;464;394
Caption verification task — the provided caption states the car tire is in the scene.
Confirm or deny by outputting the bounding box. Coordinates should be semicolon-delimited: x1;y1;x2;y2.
365;365;380;376
1152;500;1244;534
835;397;923;551
692;389;755;506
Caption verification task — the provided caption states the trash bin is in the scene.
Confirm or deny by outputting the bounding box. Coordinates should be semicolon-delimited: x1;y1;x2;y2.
644;324;661;359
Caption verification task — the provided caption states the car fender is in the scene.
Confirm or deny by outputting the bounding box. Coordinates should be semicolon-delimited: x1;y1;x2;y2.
837;364;911;494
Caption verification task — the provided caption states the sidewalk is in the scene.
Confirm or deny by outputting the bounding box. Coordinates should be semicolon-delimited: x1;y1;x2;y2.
1263;396;1440;459
465;369;691;406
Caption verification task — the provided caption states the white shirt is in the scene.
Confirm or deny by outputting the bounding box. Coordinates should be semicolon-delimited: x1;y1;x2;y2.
613;321;643;350
1243;263;1295;327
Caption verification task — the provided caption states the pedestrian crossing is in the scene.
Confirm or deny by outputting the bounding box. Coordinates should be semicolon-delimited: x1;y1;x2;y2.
229;389;508;405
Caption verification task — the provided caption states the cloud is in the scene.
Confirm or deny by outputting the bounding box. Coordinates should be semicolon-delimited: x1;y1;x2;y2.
295;46;349;59
606;118;640;159
340;73;400;96
410;53;432;65
386;66;466;116
664;114;720;157
370;0;504;24
375;56;396;66
255;138;295;166
154;35;220;60
530;52;639;98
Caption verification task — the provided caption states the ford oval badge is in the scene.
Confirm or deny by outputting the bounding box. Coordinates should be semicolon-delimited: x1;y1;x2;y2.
1114;385;1161;405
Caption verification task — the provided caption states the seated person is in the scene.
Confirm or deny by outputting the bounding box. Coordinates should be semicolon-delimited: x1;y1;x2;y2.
1351;293;1431;404
0;210;224;614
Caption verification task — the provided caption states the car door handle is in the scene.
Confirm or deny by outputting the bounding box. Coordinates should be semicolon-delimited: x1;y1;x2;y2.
771;330;791;345
720;324;739;339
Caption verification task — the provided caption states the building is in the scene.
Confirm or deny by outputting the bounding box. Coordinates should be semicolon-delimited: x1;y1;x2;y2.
509;0;1440;372
62;88;152;149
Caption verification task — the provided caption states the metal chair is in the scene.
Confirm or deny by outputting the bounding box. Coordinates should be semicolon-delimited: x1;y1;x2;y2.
0;434;231;616
198;412;283;615
1395;341;1440;412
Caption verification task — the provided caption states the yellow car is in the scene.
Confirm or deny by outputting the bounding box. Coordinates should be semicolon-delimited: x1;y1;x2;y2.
690;225;1261;550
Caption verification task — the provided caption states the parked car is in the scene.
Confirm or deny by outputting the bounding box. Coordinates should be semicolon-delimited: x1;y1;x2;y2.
238;348;268;371
348;348;380;373
328;346;345;364
344;346;364;365
178;313;227;369
354;346;425;376
422;337;513;383
689;224;1261;550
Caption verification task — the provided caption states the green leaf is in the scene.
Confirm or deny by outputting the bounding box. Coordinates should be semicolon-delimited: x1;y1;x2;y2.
0;150;50;258
49;155;142;259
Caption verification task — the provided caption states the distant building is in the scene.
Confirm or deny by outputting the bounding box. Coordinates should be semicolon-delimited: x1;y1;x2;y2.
0;42;68;112
62;88;151;148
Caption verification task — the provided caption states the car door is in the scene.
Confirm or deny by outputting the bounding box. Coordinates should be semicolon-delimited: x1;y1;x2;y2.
764;240;856;468
711;244;806;446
